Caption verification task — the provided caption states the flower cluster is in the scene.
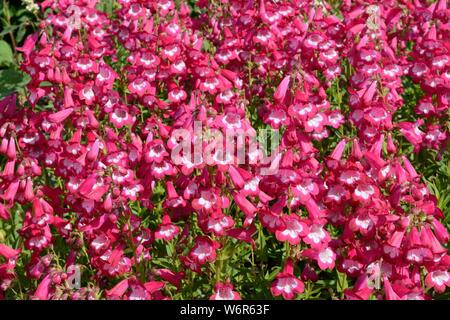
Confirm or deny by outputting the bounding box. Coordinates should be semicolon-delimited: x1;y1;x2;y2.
0;0;448;300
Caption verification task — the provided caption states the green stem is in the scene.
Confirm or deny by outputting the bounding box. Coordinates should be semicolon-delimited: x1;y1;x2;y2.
3;0;18;61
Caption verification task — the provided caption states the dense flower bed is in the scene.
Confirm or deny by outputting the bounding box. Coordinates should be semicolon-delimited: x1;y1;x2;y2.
0;0;449;300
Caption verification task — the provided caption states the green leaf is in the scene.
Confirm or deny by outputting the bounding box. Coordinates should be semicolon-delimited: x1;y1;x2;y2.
0;69;30;98
15;9;29;17
97;0;114;15
16;24;27;43
0;25;18;37
0;40;14;66
336;270;348;294
39;81;53;87
265;266;281;281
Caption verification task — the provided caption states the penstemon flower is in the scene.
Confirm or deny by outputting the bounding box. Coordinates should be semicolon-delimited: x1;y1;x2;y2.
0;0;448;301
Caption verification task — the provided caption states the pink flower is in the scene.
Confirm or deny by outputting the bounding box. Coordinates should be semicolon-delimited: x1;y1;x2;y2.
155;215;180;241
0;244;20;260
274;76;290;103
425;270;450;293
275;215;308;246
210;282;241;300
344;275;373;300
128;78;152;97
188;236;220;266
0;0;448;301
271;260;304;300
32;275;52;300
303;224;330;249
48;108;74;123
303;247;336;271
232;192;257;218
109;107;135;129
203;214;234;236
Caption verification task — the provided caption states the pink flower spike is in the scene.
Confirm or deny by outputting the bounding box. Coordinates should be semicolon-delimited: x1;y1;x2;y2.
0;203;10;220
6;137;16;159
431;219;450;243
330;139;346;161
233;192;257;217
387;230;405;248
383;277;403;300
274;76;290;103
402;156;419;179
362;81;377;105
16;32;38;61
228;166;245;189
48;108;74;124
106;279;129;299
33;275;52;300
87;139;100;161
64;88;74;108
0;244;20;259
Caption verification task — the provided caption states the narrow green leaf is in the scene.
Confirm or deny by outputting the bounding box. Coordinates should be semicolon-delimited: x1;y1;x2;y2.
0;68;30;98
0;40;14;66
0;24;19;37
